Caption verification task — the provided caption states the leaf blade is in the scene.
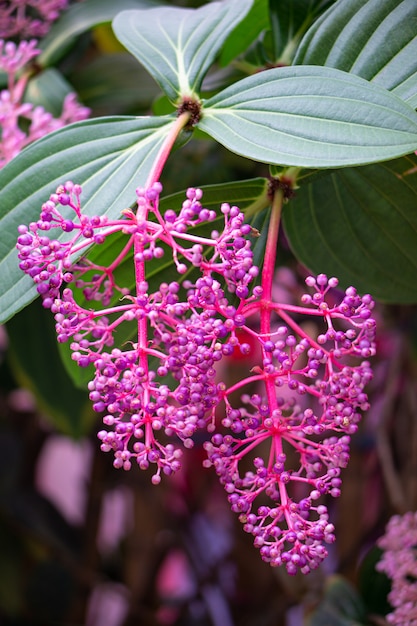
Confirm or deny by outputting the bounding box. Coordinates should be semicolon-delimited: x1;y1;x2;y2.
112;0;253;101
0;115;175;323
38;0;156;67
200;66;417;168
70;53;160;115
294;0;417;105
282;154;417;303
305;575;367;625
219;0;269;67
269;0;336;64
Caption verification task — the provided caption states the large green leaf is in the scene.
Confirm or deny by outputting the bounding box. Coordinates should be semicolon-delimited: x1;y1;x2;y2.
294;0;417;107
282;154;417;303
112;0;253;102
0;115;175;324
38;0;156;67
56;178;269;388
6;299;94;438
200;65;417;168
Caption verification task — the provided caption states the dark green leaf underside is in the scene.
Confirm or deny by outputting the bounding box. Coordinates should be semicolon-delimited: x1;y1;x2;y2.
24;69;75;117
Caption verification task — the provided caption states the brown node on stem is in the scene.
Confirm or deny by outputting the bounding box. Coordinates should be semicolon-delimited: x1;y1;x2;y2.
28;61;43;77
176;96;202;128
267;176;296;201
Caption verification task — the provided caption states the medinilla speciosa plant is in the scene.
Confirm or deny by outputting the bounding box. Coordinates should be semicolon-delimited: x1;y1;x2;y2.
2;0;417;574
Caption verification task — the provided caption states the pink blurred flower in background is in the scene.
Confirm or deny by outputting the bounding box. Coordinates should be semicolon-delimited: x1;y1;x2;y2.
377;511;417;625
0;0;69;39
0;38;89;167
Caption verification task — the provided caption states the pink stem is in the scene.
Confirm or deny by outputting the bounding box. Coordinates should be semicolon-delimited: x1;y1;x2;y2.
259;189;295;519
145;112;191;188
135;111;191;446
260;190;283;415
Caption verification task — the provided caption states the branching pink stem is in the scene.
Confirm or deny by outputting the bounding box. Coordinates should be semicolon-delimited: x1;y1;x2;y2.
258;190;294;519
134;112;192;447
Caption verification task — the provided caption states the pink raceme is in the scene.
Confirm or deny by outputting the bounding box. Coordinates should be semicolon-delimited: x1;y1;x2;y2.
17;182;259;482
17;181;376;573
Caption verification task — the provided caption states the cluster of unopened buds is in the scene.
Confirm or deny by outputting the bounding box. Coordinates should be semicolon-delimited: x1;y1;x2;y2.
16;181;376;574
0;39;90;167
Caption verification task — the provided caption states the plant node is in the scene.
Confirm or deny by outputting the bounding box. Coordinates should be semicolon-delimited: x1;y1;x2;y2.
267;176;296;201
177;96;202;127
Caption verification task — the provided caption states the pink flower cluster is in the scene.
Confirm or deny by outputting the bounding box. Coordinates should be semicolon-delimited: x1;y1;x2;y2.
0;0;69;39
377;511;417;625
0;39;90;167
16;181;376;574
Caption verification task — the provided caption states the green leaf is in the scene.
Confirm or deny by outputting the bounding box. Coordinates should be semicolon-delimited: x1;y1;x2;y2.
358;546;392;617
269;0;335;64
112;0;253;102
6;299;94;438
160;177;269;215
38;0;156;67
219;0;270;67
0;115;176;324
200;65;417;168
24;68;76;117
70;53;160;115
57;178;269;387
294;0;417;107
282;154;417;303
305;575;367;626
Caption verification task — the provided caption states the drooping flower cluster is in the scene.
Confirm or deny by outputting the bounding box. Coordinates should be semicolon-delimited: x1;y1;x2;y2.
0;39;90;167
16;182;376;574
0;0;69;39
377;511;417;625
204;274;375;573
17;182;259;481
